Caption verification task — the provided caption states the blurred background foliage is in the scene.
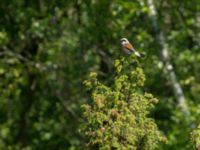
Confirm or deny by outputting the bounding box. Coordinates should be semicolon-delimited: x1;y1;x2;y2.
0;0;200;149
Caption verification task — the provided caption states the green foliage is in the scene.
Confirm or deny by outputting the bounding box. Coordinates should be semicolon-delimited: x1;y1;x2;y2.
0;0;199;149
83;56;166;150
191;124;200;149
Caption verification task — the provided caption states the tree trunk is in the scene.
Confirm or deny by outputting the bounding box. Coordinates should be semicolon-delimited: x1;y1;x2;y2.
146;0;189;115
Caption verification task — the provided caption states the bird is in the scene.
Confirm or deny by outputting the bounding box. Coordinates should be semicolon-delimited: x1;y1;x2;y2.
120;38;145;57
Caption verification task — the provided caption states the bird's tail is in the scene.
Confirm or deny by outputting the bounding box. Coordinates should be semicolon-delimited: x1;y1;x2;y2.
134;51;145;57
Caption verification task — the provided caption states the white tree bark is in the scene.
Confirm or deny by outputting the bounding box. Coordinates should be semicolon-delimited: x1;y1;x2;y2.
146;0;189;115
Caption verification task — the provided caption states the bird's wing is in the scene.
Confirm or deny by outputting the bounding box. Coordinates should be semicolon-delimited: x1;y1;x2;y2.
124;43;135;52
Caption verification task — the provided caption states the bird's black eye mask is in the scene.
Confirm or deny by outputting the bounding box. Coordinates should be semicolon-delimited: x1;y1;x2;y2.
120;39;126;43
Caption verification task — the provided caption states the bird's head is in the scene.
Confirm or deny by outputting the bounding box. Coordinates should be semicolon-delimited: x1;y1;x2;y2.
120;38;129;45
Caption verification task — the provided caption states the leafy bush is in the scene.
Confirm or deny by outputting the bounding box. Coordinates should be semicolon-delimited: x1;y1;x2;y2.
191;124;200;150
82;56;166;150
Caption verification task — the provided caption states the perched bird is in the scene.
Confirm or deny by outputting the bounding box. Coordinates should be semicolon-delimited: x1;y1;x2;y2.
120;38;145;57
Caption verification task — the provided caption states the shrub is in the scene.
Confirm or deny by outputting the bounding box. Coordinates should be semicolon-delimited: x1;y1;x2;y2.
191;124;200;150
82;56;166;150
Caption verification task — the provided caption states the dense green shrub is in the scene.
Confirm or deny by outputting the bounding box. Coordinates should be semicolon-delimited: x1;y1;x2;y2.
191;124;200;150
82;56;166;150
